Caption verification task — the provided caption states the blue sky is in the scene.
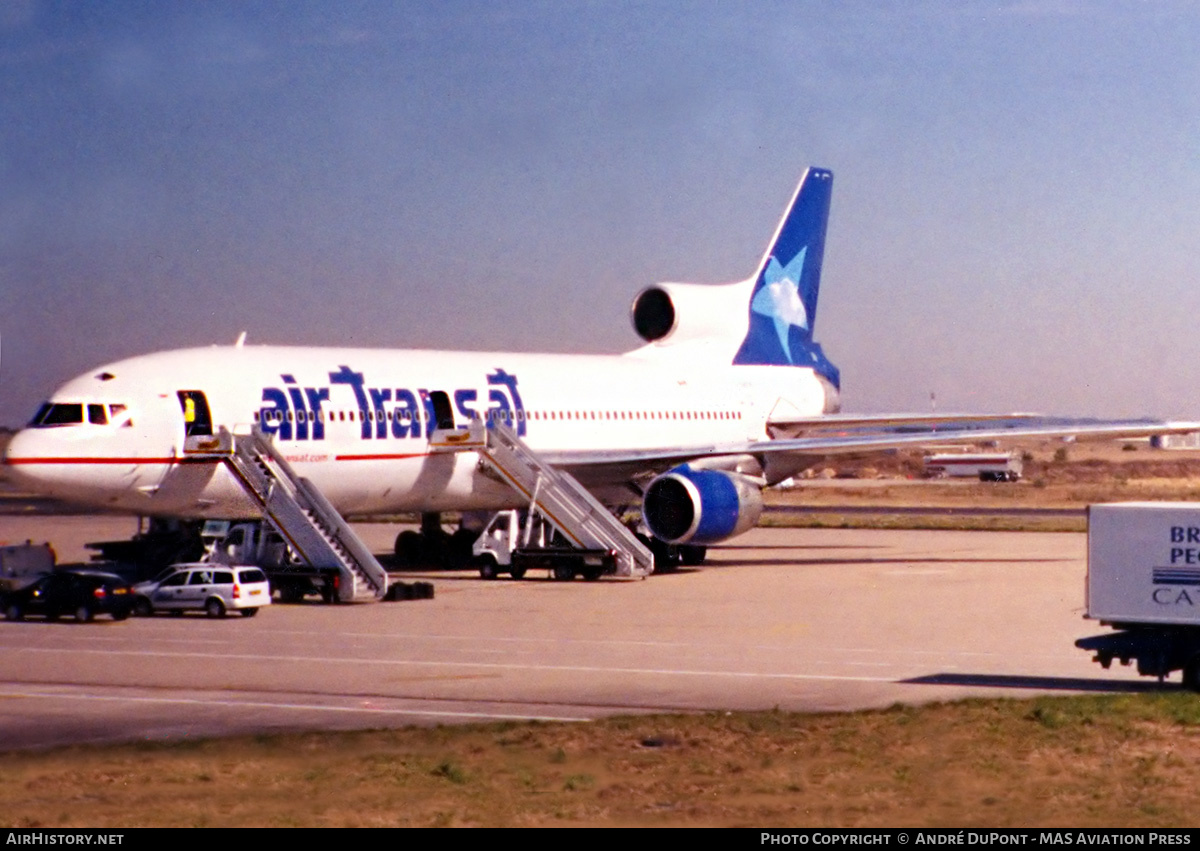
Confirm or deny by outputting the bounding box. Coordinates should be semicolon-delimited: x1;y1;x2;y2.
3;0;1200;426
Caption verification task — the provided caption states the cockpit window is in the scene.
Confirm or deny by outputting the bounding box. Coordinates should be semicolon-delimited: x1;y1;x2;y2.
30;402;130;428
29;404;52;427
32;403;84;426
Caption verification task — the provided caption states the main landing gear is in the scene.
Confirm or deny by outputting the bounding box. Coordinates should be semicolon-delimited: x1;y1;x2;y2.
393;513;478;569
635;534;706;573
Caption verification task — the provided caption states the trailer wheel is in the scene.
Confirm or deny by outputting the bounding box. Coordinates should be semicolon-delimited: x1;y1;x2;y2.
552;564;576;581
278;586;304;604
1184;656;1200;692
581;565;603;581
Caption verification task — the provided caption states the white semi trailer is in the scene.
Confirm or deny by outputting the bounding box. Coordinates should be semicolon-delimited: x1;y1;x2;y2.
923;452;1022;481
1077;502;1200;689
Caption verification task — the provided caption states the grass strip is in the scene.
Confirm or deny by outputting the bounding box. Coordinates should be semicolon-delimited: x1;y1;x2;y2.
5;693;1200;827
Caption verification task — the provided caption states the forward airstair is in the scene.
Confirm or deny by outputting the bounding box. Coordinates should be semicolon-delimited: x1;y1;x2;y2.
217;427;390;601
438;418;654;579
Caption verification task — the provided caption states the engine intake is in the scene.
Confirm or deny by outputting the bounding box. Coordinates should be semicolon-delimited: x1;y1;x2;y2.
643;466;763;545
630;287;677;342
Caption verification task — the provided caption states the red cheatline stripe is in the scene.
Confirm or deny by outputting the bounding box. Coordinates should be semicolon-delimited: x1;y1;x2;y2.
335;453;429;461
6;453;433;464
4;456;184;465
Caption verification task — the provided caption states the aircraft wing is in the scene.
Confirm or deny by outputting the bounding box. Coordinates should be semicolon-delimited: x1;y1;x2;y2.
764;411;1042;433
545;419;1200;488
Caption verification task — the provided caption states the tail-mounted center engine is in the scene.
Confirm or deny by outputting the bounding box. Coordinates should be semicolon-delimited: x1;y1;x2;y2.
642;465;763;545
630;281;753;349
630;286;678;342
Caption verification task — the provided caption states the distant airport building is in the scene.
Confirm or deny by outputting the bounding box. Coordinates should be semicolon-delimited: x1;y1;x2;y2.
1151;432;1200;450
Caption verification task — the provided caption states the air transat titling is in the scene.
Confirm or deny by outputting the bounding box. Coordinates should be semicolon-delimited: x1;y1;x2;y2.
259;366;525;441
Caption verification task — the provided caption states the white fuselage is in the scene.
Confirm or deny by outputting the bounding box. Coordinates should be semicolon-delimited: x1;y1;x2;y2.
3;344;833;518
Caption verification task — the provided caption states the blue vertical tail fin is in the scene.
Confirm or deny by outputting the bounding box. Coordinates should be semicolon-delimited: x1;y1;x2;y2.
733;167;838;388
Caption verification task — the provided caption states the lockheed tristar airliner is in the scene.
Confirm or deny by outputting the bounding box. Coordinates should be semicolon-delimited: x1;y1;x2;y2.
4;168;1192;572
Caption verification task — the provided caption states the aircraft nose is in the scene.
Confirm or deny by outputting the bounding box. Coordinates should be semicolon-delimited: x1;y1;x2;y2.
3;426;114;503
1;427;78;499
2;428;44;491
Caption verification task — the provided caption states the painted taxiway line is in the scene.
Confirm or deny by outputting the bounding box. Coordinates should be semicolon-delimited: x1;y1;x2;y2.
0;686;590;724
9;645;899;683
10;627;1028;661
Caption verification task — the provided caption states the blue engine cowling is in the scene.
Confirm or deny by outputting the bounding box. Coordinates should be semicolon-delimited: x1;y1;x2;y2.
642;465;764;545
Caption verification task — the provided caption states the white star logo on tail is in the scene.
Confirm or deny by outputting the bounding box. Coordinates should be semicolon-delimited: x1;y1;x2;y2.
750;248;808;364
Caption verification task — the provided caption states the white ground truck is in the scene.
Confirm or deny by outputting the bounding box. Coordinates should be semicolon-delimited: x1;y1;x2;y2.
201;520;432;602
201;520;342;602
470;510;705;580
471;510;617;581
1077;502;1200;689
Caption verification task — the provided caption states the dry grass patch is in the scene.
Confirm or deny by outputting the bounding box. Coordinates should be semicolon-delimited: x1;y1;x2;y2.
7;695;1200;827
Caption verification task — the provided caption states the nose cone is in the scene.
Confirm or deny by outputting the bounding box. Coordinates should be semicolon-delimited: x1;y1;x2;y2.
2;427;105;503
2;427;135;508
2;428;52;494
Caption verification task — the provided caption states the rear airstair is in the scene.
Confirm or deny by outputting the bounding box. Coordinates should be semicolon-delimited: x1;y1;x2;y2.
216;427;390;601
436;418;653;579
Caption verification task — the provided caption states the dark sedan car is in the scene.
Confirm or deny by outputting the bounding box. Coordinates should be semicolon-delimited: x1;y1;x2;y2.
2;570;134;623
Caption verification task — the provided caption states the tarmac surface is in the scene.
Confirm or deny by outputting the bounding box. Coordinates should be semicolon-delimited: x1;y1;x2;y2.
0;515;1162;751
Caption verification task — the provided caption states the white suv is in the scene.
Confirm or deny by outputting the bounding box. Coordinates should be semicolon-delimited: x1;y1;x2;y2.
133;564;272;618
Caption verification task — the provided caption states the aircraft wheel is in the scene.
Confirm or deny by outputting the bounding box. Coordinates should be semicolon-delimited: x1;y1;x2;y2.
447;528;479;569
205;598;226;619
649;538;680;574
679;544;707;566
394;530;423;566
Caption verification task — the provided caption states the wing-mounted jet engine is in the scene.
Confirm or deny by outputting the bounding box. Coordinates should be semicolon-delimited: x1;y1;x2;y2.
641;464;764;546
